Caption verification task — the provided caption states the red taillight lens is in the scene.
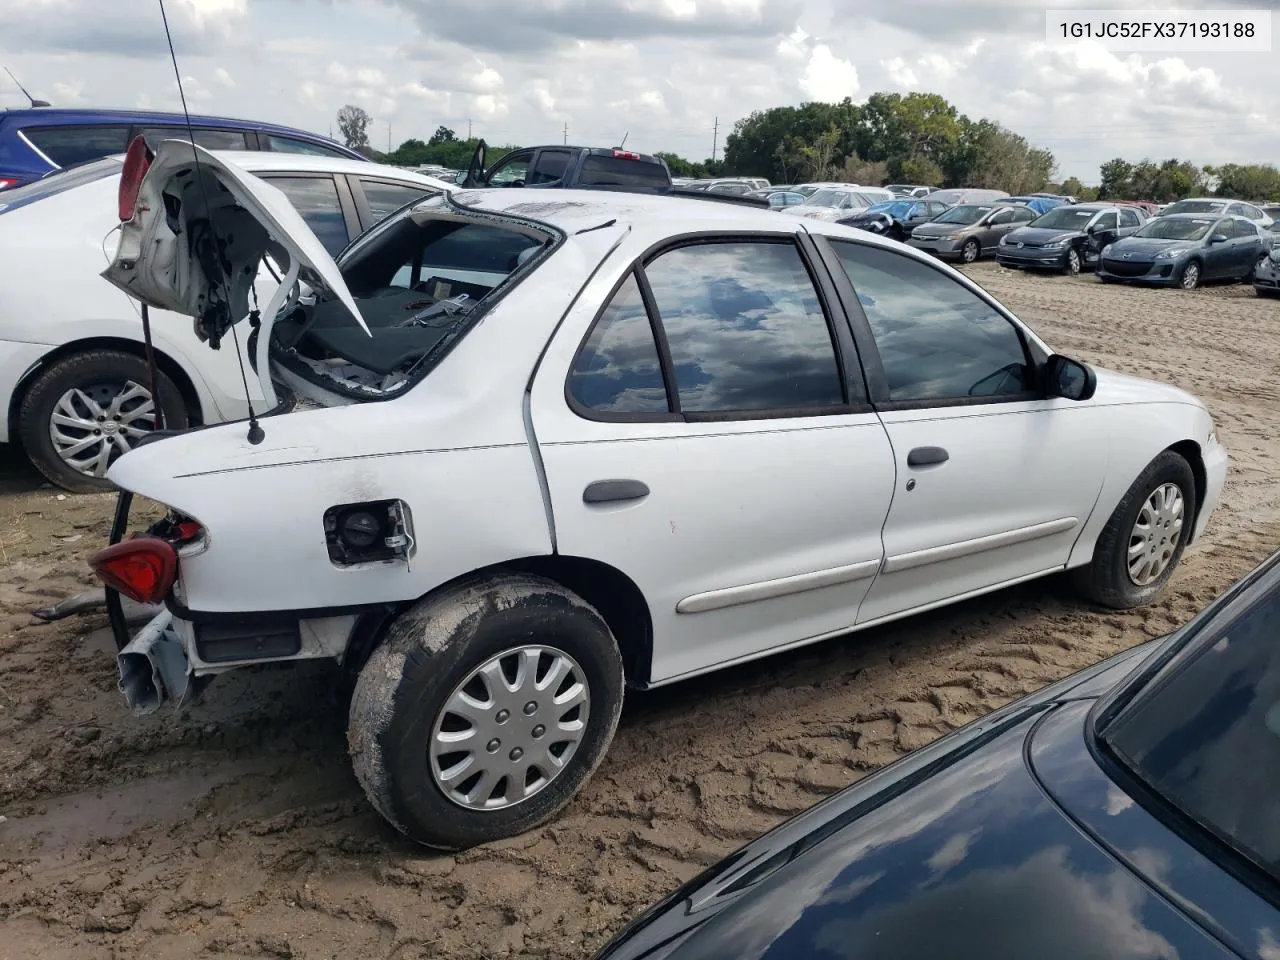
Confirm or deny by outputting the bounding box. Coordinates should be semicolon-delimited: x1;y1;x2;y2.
89;537;178;605
0;178;18;191
118;135;154;222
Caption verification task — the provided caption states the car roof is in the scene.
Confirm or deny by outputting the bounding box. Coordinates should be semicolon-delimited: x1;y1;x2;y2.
1160;211;1239;220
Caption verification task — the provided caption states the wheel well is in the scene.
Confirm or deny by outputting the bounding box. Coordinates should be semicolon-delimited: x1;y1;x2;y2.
8;337;205;442
1168;439;1207;528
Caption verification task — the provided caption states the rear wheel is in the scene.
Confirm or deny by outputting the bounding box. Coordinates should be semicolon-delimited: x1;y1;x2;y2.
1074;451;1197;609
17;350;187;493
348;573;624;850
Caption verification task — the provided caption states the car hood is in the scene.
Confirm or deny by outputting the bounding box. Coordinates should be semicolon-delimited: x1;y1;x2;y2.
100;140;368;404
1005;226;1082;244
594;644;1220;960
912;220;977;236
1091;365;1201;408
1105;237;1197;257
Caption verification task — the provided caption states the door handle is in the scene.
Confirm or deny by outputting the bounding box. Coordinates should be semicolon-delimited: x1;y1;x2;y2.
907;446;949;468
583;479;650;504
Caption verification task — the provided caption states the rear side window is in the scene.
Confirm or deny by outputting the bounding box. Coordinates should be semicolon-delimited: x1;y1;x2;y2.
529;149;572;185
579;155;669;188
358;178;435;222
568;273;668;414
259;175;349;256
262;133;351;158
135;127;249;151
1234;218;1258;238
22;125;131;168
0;158;120;215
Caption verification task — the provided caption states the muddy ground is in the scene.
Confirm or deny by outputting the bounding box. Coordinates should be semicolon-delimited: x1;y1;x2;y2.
2;264;1279;959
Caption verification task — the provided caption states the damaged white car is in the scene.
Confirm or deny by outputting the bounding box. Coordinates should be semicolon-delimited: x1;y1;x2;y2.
85;139;1226;850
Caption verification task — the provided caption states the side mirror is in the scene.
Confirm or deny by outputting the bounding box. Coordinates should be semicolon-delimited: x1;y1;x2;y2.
1044;354;1096;402
1208;233;1229;244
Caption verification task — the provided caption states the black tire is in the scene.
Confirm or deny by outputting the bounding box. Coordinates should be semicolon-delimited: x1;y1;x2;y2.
17;350;187;493
1178;259;1202;290
1062;247;1082;276
1257;286;1278;298
961;238;980;263
348;573;624;850
1248;254;1268;283
1073;451;1197;610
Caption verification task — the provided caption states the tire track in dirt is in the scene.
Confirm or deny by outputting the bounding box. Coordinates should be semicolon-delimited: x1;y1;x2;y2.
2;269;1280;959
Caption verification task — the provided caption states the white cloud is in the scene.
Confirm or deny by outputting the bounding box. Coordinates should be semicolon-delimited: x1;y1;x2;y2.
800;44;859;102
213;66;234;88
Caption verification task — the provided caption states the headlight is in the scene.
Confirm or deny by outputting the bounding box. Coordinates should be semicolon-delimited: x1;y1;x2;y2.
999;235;1011;245
1043;239;1066;249
1101;244;1113;257
1154;249;1181;260
1207;428;1218;447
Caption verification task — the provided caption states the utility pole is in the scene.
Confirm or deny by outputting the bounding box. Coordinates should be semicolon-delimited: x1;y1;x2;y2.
387;122;391;153
563;121;568;145
467;118;472;140
711;116;719;163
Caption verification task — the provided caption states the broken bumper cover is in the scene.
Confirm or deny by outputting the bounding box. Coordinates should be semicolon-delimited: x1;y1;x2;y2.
118;609;194;715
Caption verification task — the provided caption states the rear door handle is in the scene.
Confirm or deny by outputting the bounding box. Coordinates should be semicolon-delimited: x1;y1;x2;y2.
583;479;650;504
907;446;949;468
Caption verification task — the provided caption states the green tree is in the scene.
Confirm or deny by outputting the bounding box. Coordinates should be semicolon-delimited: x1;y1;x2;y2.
336;104;372;150
429;126;456;145
1205;163;1280;202
1097;158;1133;198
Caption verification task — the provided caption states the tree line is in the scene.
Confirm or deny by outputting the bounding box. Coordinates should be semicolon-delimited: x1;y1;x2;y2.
334;100;1280;203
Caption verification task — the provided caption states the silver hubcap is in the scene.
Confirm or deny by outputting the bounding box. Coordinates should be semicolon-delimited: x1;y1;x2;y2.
50;381;157;477
1067;250;1080;273
963;241;978;262
1128;482;1184;586
430;645;590;811
1182;264;1199;289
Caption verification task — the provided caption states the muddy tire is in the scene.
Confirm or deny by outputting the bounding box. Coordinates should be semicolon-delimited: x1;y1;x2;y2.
1073;451;1197;610
18;350;187;493
348;573;624;850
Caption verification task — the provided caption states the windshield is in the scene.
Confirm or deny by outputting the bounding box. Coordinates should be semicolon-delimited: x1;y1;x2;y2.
1101;567;1280;880
1164;200;1226;216
934;204;993;225
1029;207;1098;230
271;209;550;400
806;189;854;208
0;157;120;215
1134;217;1216;241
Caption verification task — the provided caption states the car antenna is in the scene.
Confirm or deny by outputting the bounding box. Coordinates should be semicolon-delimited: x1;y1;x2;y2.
4;68;51;108
156;0;265;445
617;131;629;149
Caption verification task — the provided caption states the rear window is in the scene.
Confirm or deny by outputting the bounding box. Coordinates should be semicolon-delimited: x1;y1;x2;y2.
22;124;131;168
579;155;669;188
0;157;120;215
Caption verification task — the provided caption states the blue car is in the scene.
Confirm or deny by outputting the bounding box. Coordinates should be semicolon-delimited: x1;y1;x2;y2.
0;107;363;190
596;549;1280;960
1098;212;1271;290
1006;195;1068;215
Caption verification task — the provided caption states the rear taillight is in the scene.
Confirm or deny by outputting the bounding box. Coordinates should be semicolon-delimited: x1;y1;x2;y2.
117;135;154;222
612;149;641;160
0;178;18;191
89;537;178;604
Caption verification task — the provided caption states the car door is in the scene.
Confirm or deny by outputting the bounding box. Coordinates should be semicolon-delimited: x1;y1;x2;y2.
814;237;1110;623
1202;218;1237;278
1086;211;1120;260
530;233;896;684
1231;217;1265;276
979;208;1019;251
1117;206;1143;240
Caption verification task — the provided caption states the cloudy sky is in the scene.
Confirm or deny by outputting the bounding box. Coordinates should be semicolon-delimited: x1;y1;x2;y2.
0;0;1276;183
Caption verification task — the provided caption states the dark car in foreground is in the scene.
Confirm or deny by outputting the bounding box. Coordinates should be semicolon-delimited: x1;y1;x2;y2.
1098;213;1270;290
837;197;950;240
1255;247;1280;297
0;106;361;190
997;203;1145;275
596;549;1280;960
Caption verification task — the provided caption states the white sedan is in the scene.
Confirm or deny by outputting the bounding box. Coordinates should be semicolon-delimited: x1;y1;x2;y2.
783;185;895;222
0;151;450;491
92;143;1225;851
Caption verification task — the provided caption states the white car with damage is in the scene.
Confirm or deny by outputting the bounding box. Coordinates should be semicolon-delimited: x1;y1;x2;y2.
88;140;1226;851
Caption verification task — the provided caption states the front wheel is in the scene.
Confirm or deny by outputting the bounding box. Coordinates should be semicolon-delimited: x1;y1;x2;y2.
1062;247;1082;276
17;350;187;493
348;574;624;850
1178;260;1202;290
1073;451;1197;610
960;238;980;263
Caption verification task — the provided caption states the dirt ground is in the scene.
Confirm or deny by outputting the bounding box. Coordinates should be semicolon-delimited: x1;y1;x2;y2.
2;264;1279;960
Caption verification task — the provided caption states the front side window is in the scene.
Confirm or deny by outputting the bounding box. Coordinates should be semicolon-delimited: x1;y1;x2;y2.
260;175;349;256
487;151;532;186
568;273;668;414
1102;572;1280;879
831;241;1032;404
644;242;845;414
1011;206;1037;222
22;124;131;168
1095;212;1119;231
136;127;249;151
